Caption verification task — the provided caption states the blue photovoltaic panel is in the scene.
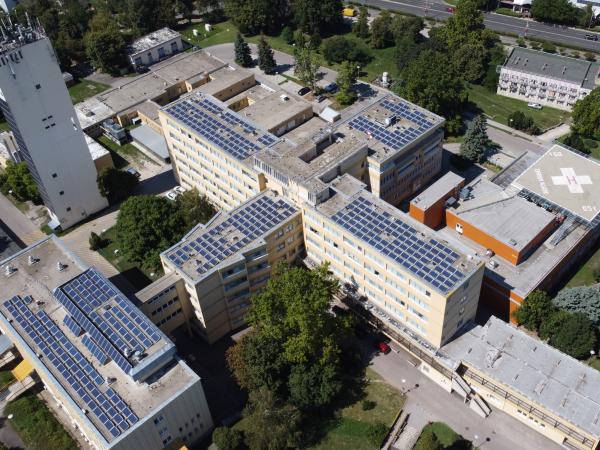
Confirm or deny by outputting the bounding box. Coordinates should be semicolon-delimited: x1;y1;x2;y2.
63;315;83;336
331;197;465;294
0;296;138;439
163;95;277;161
166;195;298;274
349;98;436;151
82;335;109;365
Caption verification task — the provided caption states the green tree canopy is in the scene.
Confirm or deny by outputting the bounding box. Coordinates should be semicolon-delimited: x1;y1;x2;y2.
321;36;370;64
114;195;185;270
84;27;127;75
294;43;320;91
370;10;394;49
212;427;244;450
394;50;467;134
175;188;217;231
572;88;600;140
293;0;343;34
545;312;597;359
513;290;554;332
531;0;582;25
553;287;600;326
353;6;369;39
391;15;424;43
96;167;138;202
453;43;488;83
1;161;41;204
234;33;253;67
562;133;588;154
336;60;359;106
460;114;489;162
257;36;277;74
224;0;289;35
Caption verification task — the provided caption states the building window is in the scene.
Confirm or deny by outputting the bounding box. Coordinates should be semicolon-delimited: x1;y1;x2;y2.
35;84;41;89
52;173;57;178
66;207;71;212
59;191;64;195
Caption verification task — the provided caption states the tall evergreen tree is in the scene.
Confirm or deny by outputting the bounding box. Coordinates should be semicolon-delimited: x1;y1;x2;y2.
460;114;489;162
353;6;369;38
234;33;253;67
257;36;276;75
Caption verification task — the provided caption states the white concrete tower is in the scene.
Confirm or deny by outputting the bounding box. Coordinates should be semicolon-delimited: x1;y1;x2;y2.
0;24;107;229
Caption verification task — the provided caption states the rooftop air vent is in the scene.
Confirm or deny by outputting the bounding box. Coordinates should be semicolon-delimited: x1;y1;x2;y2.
4;264;16;277
56;261;65;272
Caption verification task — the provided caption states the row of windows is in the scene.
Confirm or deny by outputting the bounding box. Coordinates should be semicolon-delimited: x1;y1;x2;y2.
150;297;179;316
155;308;183;326
147;285;177;305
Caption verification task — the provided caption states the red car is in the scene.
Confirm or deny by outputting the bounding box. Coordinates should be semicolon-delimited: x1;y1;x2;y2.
447;7;455;13
377;341;391;354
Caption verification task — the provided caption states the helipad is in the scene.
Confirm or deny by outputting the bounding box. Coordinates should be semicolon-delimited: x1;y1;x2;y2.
513;144;600;223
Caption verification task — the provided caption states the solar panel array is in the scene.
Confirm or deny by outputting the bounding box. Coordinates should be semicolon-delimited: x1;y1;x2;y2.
166;195;297;273
331;197;466;294
164;95;277;160
3;295;138;439
349;99;436;151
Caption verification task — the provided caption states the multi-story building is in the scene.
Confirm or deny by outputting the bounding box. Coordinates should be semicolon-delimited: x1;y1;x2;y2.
497;47;600;111
127;28;183;69
0;0;18;13
0;25;107;229
0;236;213;450
160;190;304;343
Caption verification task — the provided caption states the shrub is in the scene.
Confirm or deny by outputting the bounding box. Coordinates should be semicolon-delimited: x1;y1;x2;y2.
553;286;600;326
546;312;597;359
321;36;371;64
88;232;105;251
585;52;596;61
281;26;294;44
541;41;556;53
513;290;554;332
516;37;526;47
562;133;589;154
572;51;581;59
593;267;600;283
366;422;389;447
212;426;244;450
361;399;376;410
507;110;539;134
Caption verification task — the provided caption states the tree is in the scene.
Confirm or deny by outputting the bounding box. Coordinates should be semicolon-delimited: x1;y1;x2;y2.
539;309;570;340
553;286;600;326
395;36;421;73
288;362;342;409
336;60;359;106
391;15;424;42
414;431;443;450
243;387;302;450
453;43;488;83
212;427;244;450
572;88;600;140
2;161;41;203
234;33;253;67
96;167;138;202
114;196;185;270
89;232;105;251
293;0;343;34
394;50;467;134
321;36;370;64
175;0;195;23
545;312;597;359
513;290;554;332
175;188;217;230
280;26;294;44
562;133;589;154
224;0;289;35
460;114;489;162
354;6;369;38
294;43;320;92
507;110;539;134
257;36;276;74
531;0;582;25
370;11;393;49
84;28;127;75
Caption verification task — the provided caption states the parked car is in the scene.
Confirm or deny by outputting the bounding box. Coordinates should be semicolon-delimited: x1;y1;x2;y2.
316;94;326;103
586;34;599;41
174;185;186;195
126;167;141;178
323;82;338;93
527;102;543;110
374;341;391;354
297;86;311;96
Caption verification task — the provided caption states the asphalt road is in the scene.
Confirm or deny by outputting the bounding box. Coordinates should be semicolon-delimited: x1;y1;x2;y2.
362;0;600;52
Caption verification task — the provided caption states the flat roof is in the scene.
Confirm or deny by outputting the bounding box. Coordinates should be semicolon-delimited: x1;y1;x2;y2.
450;179;555;253
341;94;445;164
442;316;600;438
503;47;600;89
163;190;300;283
76;51;227;129
512;144;600;223
0;237;197;444
162;92;278;162
85;135;109;161
316;181;482;296
236;90;312;133
130;124;169;159
128;28;180;55
411;172;465;210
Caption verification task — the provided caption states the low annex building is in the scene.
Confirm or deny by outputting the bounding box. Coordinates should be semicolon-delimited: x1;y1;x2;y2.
127;28;182;69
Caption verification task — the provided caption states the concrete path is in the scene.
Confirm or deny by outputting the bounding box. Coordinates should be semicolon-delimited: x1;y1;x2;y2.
0;194;45;246
537;123;571;143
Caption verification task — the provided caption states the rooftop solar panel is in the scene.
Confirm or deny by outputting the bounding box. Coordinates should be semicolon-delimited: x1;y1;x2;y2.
331;197;466;294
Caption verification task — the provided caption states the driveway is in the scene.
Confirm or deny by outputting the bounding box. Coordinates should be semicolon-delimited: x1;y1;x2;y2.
368;344;564;450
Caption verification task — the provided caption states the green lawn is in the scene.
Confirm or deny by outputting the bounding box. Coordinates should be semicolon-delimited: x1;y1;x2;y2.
588;357;600;371
178;20;239;49
414;422;472;449
6;393;75;450
68;79;109;104
309;369;405;450
97;226;162;289
97;135;154;168
0;370;14;390
466;84;571;131
566;245;600;288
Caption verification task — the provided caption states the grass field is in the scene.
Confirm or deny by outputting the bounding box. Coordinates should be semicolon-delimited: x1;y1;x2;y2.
97;135;154;168
414;422;471;449
97;227;162;289
467;84;571;131
68;79;110;104
308;370;404;450
6;393;75;450
0;370;14;390
566;245;600;288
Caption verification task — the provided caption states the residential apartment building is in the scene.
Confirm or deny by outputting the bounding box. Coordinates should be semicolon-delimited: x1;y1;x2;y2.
0;25;107;229
0;236;213;450
127;28;183;69
497;47;600;111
